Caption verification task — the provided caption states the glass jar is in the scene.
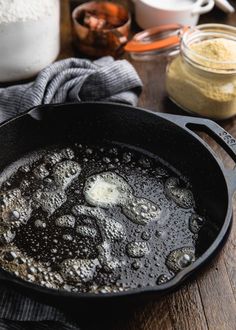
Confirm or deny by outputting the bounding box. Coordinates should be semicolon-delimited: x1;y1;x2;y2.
166;24;236;120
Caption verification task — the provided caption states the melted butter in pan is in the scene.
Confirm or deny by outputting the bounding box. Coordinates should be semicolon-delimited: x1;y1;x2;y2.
0;143;205;293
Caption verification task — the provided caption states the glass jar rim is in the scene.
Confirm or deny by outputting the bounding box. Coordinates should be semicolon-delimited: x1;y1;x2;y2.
181;23;236;73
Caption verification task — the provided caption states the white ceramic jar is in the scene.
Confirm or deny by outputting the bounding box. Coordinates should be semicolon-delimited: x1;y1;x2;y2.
133;0;215;29
0;0;60;83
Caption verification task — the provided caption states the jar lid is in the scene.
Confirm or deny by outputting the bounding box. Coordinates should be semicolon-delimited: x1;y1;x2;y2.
124;24;188;55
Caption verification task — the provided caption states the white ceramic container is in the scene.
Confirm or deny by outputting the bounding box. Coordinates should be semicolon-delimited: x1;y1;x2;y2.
133;0;215;29
0;0;60;83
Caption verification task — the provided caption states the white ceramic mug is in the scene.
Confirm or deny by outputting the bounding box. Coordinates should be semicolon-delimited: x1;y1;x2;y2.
133;0;215;29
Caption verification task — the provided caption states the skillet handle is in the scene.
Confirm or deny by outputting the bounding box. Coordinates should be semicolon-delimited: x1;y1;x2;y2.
167;115;236;195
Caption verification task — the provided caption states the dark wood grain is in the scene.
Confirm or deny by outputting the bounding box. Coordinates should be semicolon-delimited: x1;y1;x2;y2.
225;202;236;291
60;1;236;329
197;256;236;330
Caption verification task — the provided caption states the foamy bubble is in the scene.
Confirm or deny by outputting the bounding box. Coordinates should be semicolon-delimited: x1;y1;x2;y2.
0;189;32;226
126;241;150;258
100;217;126;241
33;190;67;215
76;225;97;238
20;180;30;190
83;172;132;208
138;157;151;168
123;197;161;225
34;219;46;228
62;234;73;241
122;152;132;163
109;147;118;155
102;157;111;164
44;152;62;165
60;258;100;283
131;260;142;270
141;231;151;241
166;247;195;272
55;215;75;228
61;148;75;160
53;160;81;190
33;164;49;180
97;240;121;272
4;251;17;261
189;214;205;233
0;229;16;244
85;148;93;155
165;177;194;209
44;148;75;166
156;274;171;285
72;205;104;218
73;205;126;242
20;165;30;173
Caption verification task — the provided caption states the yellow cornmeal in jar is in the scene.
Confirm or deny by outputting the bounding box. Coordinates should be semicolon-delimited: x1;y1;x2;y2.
191;38;236;65
166;38;236;119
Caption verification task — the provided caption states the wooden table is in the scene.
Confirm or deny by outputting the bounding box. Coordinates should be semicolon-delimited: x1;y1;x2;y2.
60;1;236;329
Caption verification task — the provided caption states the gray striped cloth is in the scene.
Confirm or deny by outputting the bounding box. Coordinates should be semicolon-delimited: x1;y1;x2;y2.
0;286;80;329
0;56;142;329
0;56;142;123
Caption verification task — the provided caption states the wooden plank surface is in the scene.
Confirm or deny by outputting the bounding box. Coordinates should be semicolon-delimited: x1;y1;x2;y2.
60;1;236;329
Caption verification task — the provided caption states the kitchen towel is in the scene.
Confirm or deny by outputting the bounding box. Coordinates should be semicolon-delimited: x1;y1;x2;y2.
0;56;142;329
0;56;142;123
0;285;81;329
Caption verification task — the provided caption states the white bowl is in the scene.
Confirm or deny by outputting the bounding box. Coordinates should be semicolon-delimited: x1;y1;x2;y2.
133;0;215;29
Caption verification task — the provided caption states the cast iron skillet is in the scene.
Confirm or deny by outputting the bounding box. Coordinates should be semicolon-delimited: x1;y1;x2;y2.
0;102;235;304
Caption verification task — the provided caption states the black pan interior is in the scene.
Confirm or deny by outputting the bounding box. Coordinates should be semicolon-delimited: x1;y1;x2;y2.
0;102;229;281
